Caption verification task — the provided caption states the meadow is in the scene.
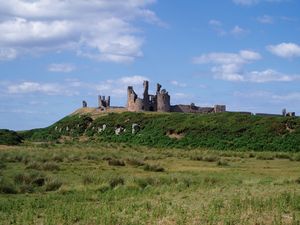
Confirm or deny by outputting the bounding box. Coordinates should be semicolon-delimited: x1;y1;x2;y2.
0;142;300;225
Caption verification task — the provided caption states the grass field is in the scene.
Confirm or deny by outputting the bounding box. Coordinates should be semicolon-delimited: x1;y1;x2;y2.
0;143;300;225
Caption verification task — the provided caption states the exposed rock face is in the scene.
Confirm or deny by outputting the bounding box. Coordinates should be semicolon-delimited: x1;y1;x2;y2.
132;123;140;134
115;126;125;135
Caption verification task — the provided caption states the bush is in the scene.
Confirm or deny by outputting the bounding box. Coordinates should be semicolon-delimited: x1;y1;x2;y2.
0;161;6;170
52;154;64;162
135;177;155;189
0;129;23;145
13;171;46;193
217;159;229;166
190;155;203;161
26;162;60;171
82;175;95;185
143;164;165;172
108;159;125;166
109;177;125;188
0;177;17;194
203;177;219;185
126;158;145;167
256;153;274;160
26;161;42;170
42;162;60;171
97;184;110;193
275;153;291;159
45;178;62;191
203;155;220;162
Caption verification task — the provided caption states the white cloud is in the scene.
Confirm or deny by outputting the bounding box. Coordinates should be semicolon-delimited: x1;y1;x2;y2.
272;93;300;101
230;26;248;36
257;15;274;24
209;20;248;37
193;50;300;83
209;20;222;26
193;50;261;82
173;93;189;99
0;48;18;60
171;80;187;87
233;0;286;5
267;42;300;58
233;0;259;5
48;63;76;73
4;75;149;97
7;82;77;96
193;50;261;65
96;75;149;97
248;69;300;83
0;0;161;63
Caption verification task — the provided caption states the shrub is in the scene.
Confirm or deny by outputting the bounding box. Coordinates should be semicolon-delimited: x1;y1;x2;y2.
0;178;17;194
14;171;46;193
203;177;219;185
82;175;95;185
203;155;220;162
0;129;23;145
275;153;291;159
45;178;62;191
108;159;125;166
126;158;145;167
143;164;165;172
293;153;300;161
256;154;274;160
52;154;64;162
135;177;155;189
295;177;300;184
0;161;6;170
26;161;42;170
97;184;110;193
109;177;125;188
26;162;60;171
190;155;203;161
85;154;101;161
217;159;229;166
42;162;60;171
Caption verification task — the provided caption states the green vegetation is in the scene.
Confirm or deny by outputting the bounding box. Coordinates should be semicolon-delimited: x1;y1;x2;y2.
21;112;300;151
0;143;299;224
0;129;23;145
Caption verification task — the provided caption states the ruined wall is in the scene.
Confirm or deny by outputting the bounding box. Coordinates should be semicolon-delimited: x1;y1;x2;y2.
214;105;226;113
143;81;149;111
98;96;110;109
170;105;214;113
126;80;226;114
157;90;170;112
127;86;138;112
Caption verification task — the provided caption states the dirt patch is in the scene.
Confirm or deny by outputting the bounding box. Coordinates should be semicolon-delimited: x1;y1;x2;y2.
166;130;185;140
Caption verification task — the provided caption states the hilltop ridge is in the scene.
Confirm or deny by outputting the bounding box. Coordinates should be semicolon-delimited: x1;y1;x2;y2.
17;110;300;152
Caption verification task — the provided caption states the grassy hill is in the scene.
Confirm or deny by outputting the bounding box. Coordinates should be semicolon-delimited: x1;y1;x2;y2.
0;129;23;145
20;110;300;152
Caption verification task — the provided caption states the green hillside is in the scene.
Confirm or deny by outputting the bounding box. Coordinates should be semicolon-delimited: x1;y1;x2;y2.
20;111;300;152
0;129;23;145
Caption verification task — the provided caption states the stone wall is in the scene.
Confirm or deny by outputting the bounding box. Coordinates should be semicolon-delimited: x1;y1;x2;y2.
157;89;170;112
170;105;214;113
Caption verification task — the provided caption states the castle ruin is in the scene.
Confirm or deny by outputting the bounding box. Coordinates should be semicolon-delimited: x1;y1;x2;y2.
127;81;226;113
98;95;110;110
127;81;171;112
81;80;296;117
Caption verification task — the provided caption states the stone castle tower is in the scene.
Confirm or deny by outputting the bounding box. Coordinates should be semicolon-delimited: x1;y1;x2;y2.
127;81;170;112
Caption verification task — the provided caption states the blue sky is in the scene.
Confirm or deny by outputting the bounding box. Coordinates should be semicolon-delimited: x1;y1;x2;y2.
1;0;300;130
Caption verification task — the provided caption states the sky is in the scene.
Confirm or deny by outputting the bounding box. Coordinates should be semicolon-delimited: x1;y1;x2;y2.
0;0;300;130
